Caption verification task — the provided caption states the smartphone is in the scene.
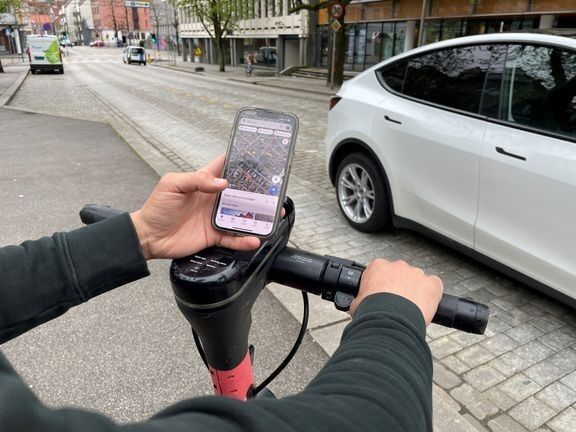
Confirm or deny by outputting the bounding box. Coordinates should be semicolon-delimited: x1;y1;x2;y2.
212;107;299;237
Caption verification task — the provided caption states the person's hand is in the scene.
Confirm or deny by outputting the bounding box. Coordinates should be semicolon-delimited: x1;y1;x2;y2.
130;155;260;260
349;259;444;326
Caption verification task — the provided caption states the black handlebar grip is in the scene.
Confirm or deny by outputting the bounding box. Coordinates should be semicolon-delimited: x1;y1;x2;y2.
80;204;124;225
432;294;490;335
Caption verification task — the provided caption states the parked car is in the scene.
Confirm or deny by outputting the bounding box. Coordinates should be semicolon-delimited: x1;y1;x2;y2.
122;46;146;65
325;30;576;304
26;35;64;74
90;40;105;47
255;46;276;64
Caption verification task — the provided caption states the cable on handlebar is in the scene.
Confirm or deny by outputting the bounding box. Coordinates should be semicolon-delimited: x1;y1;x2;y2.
252;291;310;396
192;330;208;369
186;291;310;395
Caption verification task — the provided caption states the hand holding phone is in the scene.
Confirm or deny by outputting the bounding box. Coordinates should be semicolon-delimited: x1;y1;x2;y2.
212;108;299;237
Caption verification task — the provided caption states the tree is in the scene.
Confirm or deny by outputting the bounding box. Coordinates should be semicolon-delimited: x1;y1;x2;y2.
167;0;180;55
290;0;350;87
177;0;236;72
0;0;24;73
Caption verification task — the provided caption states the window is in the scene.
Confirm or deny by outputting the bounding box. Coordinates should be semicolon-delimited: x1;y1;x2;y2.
500;45;576;138
378;58;408;93
380;45;494;114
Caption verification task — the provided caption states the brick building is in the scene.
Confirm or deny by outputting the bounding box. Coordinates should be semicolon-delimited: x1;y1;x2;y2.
89;0;152;46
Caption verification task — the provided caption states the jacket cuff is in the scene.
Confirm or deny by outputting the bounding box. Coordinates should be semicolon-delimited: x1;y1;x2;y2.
353;292;427;336
65;213;150;301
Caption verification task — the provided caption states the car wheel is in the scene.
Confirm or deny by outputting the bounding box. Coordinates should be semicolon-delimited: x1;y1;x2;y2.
335;152;391;232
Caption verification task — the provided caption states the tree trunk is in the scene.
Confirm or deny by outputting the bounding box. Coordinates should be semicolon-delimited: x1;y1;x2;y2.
327;15;346;87
214;30;225;72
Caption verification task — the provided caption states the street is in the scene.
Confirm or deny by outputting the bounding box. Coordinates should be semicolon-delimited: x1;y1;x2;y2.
4;47;576;431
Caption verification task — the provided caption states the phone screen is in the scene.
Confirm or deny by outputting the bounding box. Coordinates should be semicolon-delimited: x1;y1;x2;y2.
213;108;298;237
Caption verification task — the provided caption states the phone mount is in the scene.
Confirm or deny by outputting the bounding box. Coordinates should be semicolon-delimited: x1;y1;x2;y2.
170;198;296;387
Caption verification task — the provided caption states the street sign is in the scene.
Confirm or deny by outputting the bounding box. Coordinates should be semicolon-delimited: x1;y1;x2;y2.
331;2;345;19
125;0;150;7
331;19;342;32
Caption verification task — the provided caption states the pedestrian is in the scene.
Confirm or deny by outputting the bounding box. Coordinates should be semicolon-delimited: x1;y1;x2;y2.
0;154;443;432
245;52;256;76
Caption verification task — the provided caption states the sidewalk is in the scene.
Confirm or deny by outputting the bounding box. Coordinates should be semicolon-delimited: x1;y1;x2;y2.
150;57;341;96
0;62;28;107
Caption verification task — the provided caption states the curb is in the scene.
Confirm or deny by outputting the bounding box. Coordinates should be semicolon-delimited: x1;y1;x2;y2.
0;69;29;107
151;63;336;97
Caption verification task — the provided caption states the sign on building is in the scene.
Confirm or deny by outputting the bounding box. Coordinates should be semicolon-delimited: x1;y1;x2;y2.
125;1;150;7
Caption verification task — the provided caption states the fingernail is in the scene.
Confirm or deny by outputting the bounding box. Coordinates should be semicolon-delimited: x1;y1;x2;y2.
213;178;227;186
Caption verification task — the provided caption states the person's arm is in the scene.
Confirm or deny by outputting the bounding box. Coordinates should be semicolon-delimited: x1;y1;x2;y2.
0;155;259;344
0;214;149;344
1;259;441;432
0;291;432;432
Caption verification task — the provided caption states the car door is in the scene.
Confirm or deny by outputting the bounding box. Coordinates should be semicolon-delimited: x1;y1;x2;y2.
374;45;495;247
475;43;576;298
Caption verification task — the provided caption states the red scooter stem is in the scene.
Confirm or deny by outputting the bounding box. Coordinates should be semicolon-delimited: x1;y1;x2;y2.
209;351;254;400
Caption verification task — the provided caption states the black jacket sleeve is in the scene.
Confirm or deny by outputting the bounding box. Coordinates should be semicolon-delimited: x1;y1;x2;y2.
0;214;150;344
0;292;432;432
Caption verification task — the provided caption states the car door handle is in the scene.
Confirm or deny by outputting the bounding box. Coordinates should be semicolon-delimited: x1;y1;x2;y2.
384;115;402;125
495;146;526;161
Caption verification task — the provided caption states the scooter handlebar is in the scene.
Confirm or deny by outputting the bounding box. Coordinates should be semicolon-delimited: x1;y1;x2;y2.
270;247;489;335
80;204;490;334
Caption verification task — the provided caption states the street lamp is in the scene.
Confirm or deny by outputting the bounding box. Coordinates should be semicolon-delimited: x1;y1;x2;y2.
162;0;177;66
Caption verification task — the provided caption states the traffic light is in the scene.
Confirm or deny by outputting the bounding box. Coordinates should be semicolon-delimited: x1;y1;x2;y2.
150;33;157;45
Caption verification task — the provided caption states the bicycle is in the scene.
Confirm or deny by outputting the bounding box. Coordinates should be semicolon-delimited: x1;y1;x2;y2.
81;198;489;400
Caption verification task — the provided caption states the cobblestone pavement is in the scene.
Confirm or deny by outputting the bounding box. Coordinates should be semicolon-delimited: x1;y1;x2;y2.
8;47;576;431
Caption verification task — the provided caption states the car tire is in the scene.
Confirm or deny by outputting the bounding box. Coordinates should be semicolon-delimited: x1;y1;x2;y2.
335;152;391;232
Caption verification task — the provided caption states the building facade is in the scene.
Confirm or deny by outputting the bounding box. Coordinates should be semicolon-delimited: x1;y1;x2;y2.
60;0;95;45
90;0;152;46
178;1;310;70
0;8;28;55
177;0;576;73
317;0;576;72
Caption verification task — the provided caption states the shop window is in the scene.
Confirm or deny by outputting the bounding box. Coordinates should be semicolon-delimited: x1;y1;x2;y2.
365;23;384;68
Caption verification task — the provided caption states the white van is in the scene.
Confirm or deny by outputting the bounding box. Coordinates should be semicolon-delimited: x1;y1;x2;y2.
26;35;64;74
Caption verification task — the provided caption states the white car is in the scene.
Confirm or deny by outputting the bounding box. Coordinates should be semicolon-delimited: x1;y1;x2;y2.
123;46;147;65
326;30;576;304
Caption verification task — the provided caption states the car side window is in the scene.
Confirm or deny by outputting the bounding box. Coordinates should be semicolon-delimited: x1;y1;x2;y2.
379;59;408;93
379;45;494;114
500;44;576;139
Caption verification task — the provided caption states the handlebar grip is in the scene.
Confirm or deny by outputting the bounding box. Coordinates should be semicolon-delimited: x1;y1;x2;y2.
80;204;124;225
432;294;489;335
